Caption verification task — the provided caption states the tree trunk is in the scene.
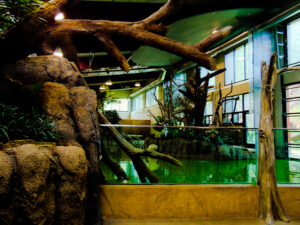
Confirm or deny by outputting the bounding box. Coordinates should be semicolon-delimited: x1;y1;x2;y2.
258;54;289;224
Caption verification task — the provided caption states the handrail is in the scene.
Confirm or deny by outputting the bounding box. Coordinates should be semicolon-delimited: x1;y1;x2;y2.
99;124;300;131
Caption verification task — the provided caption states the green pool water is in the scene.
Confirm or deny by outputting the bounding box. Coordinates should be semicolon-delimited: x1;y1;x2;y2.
100;156;300;184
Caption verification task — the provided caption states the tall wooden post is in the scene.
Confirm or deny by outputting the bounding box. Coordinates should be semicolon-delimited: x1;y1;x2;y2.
258;53;289;224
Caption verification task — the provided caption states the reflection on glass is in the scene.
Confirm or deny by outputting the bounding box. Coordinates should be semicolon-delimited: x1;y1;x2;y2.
101;157;257;184
101;155;300;184
100;126;300;185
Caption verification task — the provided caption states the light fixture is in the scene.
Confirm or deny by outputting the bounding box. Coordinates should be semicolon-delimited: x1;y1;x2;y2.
53;47;63;57
99;85;105;90
105;79;112;86
55;12;65;21
135;82;141;87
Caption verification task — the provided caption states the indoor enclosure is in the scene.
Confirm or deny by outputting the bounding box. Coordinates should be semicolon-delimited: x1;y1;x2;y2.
0;0;300;225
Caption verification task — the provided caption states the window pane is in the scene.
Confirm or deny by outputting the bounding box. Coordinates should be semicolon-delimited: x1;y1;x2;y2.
104;99;128;112
246;114;255;144
235;45;245;82
245;43;249;79
288;131;300;145
146;87;158;107
233;113;239;123
200;67;215;88
173;72;186;86
171;72;186;108
286;83;300;98
225;51;234;85
289;147;300;159
287;18;300;65
244;94;249;111
205;101;213;115
132;95;143;111
225;100;233;113
286;99;300;114
235;95;243;112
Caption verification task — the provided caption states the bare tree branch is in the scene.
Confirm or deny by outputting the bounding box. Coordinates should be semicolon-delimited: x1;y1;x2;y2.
95;33;130;72
141;0;185;25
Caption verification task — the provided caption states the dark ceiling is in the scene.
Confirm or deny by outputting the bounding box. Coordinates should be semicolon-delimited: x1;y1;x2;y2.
64;0;299;90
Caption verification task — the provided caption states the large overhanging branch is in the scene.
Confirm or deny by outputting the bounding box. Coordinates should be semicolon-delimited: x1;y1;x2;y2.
195;26;233;52
0;0;224;72
0;0;77;63
172;26;233;71
46;19;216;70
141;0;184;25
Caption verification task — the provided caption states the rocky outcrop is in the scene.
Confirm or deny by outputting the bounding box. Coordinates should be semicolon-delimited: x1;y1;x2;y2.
145;137;216;160
70;86;100;144
54;146;88;225
0;151;13;197
144;137;256;160
0;142;88;225
40;82;78;145
217;145;256;160
0;56;86;88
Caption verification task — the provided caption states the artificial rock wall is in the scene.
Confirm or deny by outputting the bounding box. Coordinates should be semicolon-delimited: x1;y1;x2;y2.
0;141;88;225
0;55;102;225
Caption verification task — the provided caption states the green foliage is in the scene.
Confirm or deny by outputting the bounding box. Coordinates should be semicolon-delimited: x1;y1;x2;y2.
0;102;59;143
0;0;44;34
160;127;229;146
103;110;121;124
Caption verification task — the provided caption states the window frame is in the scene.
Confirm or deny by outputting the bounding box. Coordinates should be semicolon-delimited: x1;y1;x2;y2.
282;82;300;159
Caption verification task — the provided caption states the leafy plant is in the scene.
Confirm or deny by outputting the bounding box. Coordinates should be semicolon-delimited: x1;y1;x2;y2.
102;110;121;124
0;0;44;34
0;102;59;143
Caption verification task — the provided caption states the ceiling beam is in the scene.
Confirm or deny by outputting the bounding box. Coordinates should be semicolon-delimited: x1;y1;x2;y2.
78;51;132;57
88;78;148;86
82;67;162;77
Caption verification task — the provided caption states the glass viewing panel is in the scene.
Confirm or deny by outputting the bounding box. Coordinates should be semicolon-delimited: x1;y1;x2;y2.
100;125;256;184
100;125;300;184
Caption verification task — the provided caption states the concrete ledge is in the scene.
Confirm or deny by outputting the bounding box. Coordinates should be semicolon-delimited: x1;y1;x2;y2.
99;185;300;220
100;185;260;219
103;218;300;225
279;186;300;218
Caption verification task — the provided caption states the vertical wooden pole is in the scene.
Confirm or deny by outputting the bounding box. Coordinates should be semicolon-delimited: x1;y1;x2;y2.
258;53;289;224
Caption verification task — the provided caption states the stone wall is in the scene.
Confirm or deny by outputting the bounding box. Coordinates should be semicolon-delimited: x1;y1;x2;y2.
0;140;88;225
